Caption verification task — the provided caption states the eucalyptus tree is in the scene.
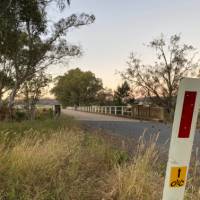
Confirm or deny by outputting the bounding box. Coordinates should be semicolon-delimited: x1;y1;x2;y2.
0;0;95;117
122;34;199;115
52;68;103;107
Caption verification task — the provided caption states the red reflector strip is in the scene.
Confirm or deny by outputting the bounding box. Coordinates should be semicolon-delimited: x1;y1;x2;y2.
178;91;197;138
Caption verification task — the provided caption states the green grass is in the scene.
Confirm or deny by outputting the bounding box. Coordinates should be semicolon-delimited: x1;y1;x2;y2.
0;116;75;133
0;115;78;150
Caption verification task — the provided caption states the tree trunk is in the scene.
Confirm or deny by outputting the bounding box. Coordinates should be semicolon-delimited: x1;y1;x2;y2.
8;86;18;120
30;108;36;120
0;94;2;110
0;94;3;120
30;104;36;120
23;84;31;119
29;97;38;120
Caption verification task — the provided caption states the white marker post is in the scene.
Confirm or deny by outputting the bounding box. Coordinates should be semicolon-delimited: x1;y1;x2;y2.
162;78;200;200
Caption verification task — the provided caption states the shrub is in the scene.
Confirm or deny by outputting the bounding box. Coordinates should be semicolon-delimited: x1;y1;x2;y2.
36;108;54;120
14;110;27;121
0;103;9;121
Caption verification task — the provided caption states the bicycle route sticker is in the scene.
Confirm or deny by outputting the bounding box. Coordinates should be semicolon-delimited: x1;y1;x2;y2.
169;166;187;188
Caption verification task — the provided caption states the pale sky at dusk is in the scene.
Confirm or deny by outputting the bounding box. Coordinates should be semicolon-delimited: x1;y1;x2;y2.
47;0;200;90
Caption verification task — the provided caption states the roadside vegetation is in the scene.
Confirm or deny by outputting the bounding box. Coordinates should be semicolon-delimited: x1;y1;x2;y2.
0;114;199;200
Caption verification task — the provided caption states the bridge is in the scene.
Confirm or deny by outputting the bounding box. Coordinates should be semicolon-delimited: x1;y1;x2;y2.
63;107;172;145
63;106;200;148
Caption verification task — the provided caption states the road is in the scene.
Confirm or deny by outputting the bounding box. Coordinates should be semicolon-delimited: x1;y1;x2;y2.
62;109;200;147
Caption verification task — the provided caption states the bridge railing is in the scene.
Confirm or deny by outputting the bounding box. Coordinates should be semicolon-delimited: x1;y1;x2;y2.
70;105;165;121
77;106;132;116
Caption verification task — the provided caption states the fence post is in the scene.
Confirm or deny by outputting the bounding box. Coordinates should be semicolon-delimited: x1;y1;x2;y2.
110;107;112;115
148;106;151;118
115;107;117;115
138;105;140;118
121;106;124;116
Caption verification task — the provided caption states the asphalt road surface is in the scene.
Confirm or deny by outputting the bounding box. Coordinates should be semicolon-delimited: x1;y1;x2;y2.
62;109;200;147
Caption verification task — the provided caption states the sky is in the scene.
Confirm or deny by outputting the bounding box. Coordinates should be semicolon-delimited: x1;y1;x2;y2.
47;0;200;90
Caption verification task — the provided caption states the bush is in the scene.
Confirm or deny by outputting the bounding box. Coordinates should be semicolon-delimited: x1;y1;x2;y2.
14;110;27;121
0;103;9;121
35;108;54;120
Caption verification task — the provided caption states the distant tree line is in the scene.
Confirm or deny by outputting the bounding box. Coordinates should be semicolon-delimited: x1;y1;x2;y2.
52;68;135;107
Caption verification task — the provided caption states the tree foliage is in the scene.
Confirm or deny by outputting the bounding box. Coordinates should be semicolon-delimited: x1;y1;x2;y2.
0;0;71;16
95;88;114;106
113;81;134;105
52;68;103;107
21;72;52;119
0;71;13;98
121;34;199;113
0;0;95;117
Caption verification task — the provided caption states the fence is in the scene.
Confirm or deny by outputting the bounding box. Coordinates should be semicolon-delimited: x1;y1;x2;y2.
73;105;165;121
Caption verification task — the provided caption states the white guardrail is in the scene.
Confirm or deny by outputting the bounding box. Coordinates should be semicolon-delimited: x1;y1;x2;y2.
68;106;133;117
68;105;165;121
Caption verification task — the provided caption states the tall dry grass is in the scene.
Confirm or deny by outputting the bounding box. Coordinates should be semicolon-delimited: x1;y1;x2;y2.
102;133;163;200
0;125;128;200
185;147;200;200
0;118;199;199
0;129;83;199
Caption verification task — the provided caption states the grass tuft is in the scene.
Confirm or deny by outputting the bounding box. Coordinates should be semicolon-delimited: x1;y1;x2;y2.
102;133;163;200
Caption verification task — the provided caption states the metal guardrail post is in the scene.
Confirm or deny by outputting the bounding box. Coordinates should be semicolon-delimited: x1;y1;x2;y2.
121;106;124;115
115;106;117;115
